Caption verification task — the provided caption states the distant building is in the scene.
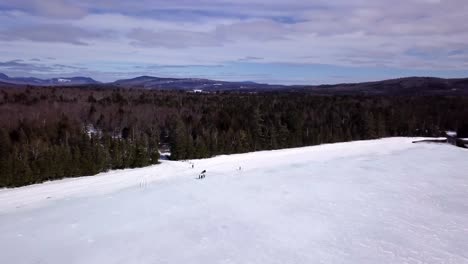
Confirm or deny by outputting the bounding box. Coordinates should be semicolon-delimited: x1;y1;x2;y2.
193;89;203;93
445;131;468;148
446;131;458;145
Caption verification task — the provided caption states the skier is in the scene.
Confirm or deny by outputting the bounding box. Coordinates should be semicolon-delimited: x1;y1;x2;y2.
199;170;206;179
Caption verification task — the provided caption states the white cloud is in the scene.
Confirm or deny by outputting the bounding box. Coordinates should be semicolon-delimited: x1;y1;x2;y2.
0;0;467;82
0;0;87;19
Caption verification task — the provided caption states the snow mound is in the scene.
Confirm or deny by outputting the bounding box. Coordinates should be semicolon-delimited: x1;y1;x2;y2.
0;138;467;264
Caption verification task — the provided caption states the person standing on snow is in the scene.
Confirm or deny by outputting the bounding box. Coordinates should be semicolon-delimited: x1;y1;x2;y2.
199;170;206;179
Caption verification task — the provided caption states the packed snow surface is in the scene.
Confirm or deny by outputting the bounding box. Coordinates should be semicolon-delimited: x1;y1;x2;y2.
1;138;467;264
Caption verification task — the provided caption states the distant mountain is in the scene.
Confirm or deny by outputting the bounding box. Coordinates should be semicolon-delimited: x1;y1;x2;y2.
112;76;284;91
0;73;100;86
111;75;468;95
295;77;468;96
1;72;467;96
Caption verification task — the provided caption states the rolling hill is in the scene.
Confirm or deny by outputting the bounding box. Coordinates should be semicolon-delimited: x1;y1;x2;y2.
1;72;468;95
0;73;99;86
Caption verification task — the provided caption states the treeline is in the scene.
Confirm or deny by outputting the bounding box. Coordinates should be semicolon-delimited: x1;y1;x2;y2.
0;116;159;187
168;94;468;159
1;86;467;187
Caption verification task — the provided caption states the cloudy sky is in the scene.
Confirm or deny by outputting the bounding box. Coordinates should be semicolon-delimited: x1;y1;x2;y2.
0;0;467;84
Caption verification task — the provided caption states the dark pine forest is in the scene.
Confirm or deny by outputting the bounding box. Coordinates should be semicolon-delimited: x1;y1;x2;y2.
1;86;467;187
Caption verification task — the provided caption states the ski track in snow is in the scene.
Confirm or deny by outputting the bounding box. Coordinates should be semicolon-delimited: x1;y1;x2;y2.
0;138;468;264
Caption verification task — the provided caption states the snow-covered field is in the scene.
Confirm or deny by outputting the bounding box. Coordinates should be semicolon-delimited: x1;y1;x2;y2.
1;138;467;264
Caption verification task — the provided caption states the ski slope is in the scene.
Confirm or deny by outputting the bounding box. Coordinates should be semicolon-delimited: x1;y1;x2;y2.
1;138;467;264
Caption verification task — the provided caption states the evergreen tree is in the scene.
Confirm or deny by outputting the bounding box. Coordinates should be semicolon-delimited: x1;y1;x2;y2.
170;120;188;160
0;129;12;187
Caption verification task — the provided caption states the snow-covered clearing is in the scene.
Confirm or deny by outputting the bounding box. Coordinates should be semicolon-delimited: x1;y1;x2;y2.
0;138;467;264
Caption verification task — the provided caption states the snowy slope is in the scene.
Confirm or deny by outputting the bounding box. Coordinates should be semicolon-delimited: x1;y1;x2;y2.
0;138;467;264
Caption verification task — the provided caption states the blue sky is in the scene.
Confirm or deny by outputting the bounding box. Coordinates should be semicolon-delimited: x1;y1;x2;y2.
0;0;467;84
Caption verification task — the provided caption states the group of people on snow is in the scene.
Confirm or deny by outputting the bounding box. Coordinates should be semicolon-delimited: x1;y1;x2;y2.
191;163;242;180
